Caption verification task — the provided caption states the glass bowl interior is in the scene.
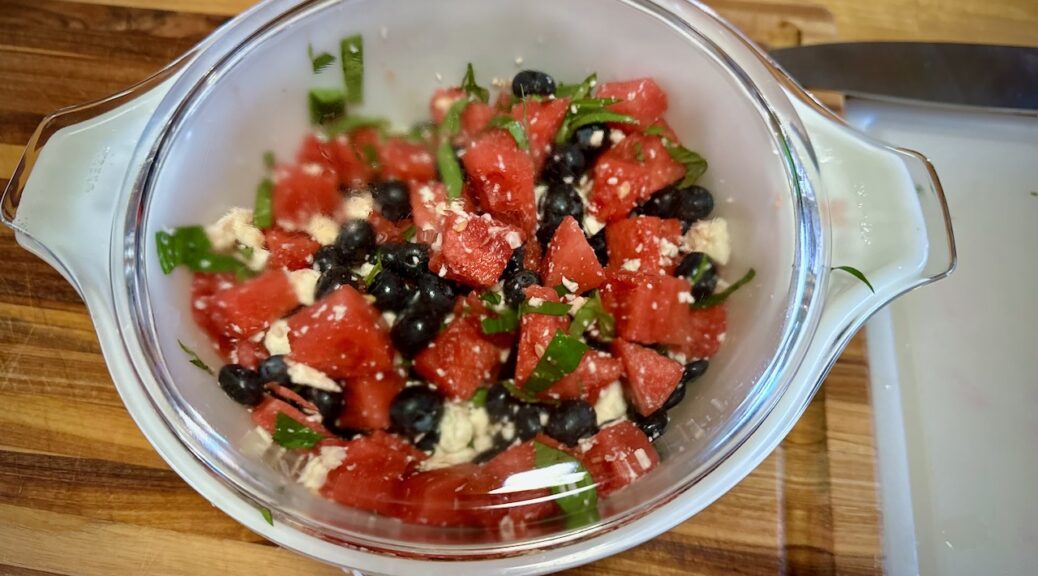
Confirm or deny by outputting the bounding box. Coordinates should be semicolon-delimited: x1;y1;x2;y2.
130;0;820;557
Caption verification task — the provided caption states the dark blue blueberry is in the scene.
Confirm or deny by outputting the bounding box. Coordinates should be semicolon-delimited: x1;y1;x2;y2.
369;270;415;312
390;386;445;436
390;306;441;356
512;70;556;97
307;389;344;424
485;382;518;420
313;245;344;273
675;252;718;301
504;270;540;307
258;355;291;385
414;273;455;317
335;219;376;266
542;143;587;185
380;243;431;279
588;229;608;266
315;266;362;300
217;364;264;406
545;400;598;446
371;180;412;222
514;403;546;441
631;409;668;441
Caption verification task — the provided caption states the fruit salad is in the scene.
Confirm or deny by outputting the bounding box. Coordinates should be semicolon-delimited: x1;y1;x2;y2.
156;34;753;535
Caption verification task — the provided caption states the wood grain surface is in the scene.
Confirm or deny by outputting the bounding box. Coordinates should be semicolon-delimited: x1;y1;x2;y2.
1;0;1028;574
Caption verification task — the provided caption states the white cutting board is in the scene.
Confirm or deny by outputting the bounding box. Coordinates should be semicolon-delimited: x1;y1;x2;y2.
846;99;1038;576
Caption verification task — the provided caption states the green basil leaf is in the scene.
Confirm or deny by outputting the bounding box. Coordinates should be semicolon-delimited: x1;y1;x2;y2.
665;143;709;188
401;224;417;242
556;110;637;144
262;151;275;171
488;116;530;150
693;268;756;308
441;98;469;137
688;255;713;286
308;44;336;73
481;309;520;335
519;301;571;317
308;88;346;125
177;339;213;374
340;34;364;105
437;140;464;200
460;62;490;103
633;141;644;163
155;230;179;274
471;387;488;408
502;380;540;403
406;121;436;143
553;284;570;298
260;506;274;526
253;178;274;229
324;115;389;137
555;73;598;100
568;291;615;341
833;265;875;293
272;412;323;449
364;253;383;287
525;331;589;394
156;225;253;277
533;441;600;529
644;123;666;137
479;290;502;306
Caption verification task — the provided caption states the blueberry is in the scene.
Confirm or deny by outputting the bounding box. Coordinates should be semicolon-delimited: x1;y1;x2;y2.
537;184;584;245
258;355;291;385
313;245;344;273
414;273;456;317
514;403;545;441
380;243;431;279
572;123;608;159
217;364;264;406
544;400;598;446
390;386;445;436
485;382;517;420
502;246;526;279
634;187;679;218
504;270;540;307
325;422;361;441
588;230;608;266
307;389;343;424
672;186;714;229
414;429;440;452
664;359;709;411
369;270;415;312
335;219;376;266
371;180;412;222
391;307;441;355
675;252;717;301
631;409;668;441
315;266;362;300
512;70;556;98
542;143;587;185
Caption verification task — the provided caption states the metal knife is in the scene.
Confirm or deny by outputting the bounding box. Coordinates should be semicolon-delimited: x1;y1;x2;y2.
769;42;1038;112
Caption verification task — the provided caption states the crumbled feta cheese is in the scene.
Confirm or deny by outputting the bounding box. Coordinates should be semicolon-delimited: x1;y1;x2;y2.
205;207;269;270
684;218;731;265
504;230;523;250
582;214;605;236
621;258;642;272
534;184;548;206
617;182;632;199
288;269;320;306
589;128;605;148
633;447;653;469
437;403;475;453
594;382;627;425
527;297;545;307
305;214;339;246
298;445;347;491
286;360;341;392
355;261;375;279
560;276;580;294
341;192;374;220
659;238;680;259
264;319;292;355
678;291;695;304
609;129;626;144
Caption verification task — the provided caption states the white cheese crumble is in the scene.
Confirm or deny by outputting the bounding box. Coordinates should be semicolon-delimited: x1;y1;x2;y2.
288;268;320;305
560;276;580;294
422;402;497;471
678;291;695;304
609;129;626;144
205;207;270;270
264;319;292;355
298;445;347;492
633;447;653;470
621;258;642;272
285;360;342;392
594;381;627;425
685;218;731;265
305;214;340;246
588;128;605;148
341;192;374;220
583;214;605;236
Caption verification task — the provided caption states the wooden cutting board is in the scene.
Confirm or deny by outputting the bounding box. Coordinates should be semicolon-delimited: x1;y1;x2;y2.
0;1;879;575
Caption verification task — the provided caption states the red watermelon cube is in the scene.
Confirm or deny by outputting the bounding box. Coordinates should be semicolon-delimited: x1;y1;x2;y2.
581;420;659;496
273;162;341;227
264;228;319;271
542;216;606;294
515;286;570;385
461;130;537;235
378;137;436;183
604;216;683;275
461;101;495;137
414;314;506;401
321;431;426;516
613;339;683;416
661;304;727;359
436;212;519;288
589;155;651;223
398;463;480;526
208;269;301;339
429;87;465;125
337;370;404;430
596;78;669;130
612;134;684;193
250;396;327;437
547;350;624;402
510;97;571;170
462;442;558;533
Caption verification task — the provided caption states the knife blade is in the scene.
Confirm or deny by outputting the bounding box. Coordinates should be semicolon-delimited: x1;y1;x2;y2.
770;42;1038;112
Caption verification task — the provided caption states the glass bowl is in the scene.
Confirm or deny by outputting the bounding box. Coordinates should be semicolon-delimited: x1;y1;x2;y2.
0;0;955;573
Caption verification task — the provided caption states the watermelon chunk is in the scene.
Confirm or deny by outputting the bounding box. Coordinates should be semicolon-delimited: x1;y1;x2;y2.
541;216;606;294
461;101;495;137
601;272;692;345
250;396;327;436
612;134;684;193
547;350;624;402
398;463;480;526
296;132;374;189
596;78;669;130
510;97;571;170
436;212;519;288
515;286;570;385
461;130;537;235
604;216;683;275
338;370;404;430
379;137;436;183
588;155;651;223
265;228;319;271
613;339;683;417
414;314;505;400
208;270;301;339
581;420;659;496
321;431;426;516
286;284;395;379
190;272;236;354
429;87;465;125
662;304;727;359
462;442;558;533
273;162;341;227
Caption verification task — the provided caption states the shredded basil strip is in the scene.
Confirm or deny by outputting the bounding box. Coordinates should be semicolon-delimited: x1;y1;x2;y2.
262;151;275;170
524;331;589;394
519;301;571;317
633;141;645;163
479;290;502;306
553;284;570;298
407;121;435;143
272;412;323;449
341;34;364;104
364;253;383;287
481;309;519;335
533;441;600;529
471;388;489;407
437;140;464;200
324;115;389;136
693;268;756;308
308;44;335;73
502;380;540;403
155;226;252;277
568;291;615;341
556;110;637;144
441;98;469;137
308;88;346;125
665;143;708;188
253;178;274;229
401;225;417;242
555;72;598;100
460;62;490;103
644;123;666;137
260;506;274;526
688;256;712;286
177;339;213;374
833;265;875;293
488;116;530;150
